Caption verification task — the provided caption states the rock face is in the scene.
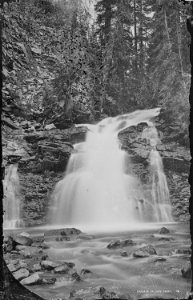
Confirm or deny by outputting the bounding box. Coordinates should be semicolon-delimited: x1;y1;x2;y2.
119;125;190;222
3;124;87;226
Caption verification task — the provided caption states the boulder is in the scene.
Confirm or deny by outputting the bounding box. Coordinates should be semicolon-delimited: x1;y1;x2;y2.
7;264;18;273
20;273;42;285
54;264;70;274
32;263;42;272
41;260;59;270
181;262;191;279
120;251;128;257
13;268;30;281
14;235;33;246
44;228;82;238
176;249;191;255
133;245;157;258
4;236;15;252
45;124;56;130
71;272;82;282
80;269;92;278
107;239;135;249
42;278;56;285
159;227;170;234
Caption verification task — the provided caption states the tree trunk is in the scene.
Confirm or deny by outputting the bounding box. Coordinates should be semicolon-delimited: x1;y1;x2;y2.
139;0;144;75
176;8;186;90
134;0;138;73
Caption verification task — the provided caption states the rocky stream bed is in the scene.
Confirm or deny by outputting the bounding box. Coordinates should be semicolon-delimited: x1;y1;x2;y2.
3;224;191;300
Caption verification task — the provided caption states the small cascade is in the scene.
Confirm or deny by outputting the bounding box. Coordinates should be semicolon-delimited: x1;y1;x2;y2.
142;125;173;222
50;108;173;230
3;164;23;229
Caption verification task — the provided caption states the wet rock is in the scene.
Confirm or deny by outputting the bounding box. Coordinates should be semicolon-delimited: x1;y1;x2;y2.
14;235;33;246
5;236;15;252
42;277;56;285
41;254;49;261
65;262;75;268
7;263;18;273
16;245;27;251
159;227;170;234
98;287;130;299
20;272;42;285
13;268;30;281
45;124;56;130
181;262;191;279
54;264;70;274
107;239;135;249
133;245;157;258
176;249;191;255
41;260;59;270
44;228;82;240
71;272;82;282
120;251;128;257
20;232;30;237
153;257;167;262
32;263;42;272
80;269;92;278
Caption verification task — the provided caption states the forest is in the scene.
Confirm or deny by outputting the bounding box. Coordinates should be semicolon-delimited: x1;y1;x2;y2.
2;0;191;146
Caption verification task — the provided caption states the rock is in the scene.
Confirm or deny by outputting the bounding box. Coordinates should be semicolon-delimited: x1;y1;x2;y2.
71;272;81;282
45;124;56;130
13;268;30;281
153;257;167;262
32;263;42;272
107;239;135;249
42;278;56;285
14;235;33;246
5;236;15;252
120;251;128;257
80;269;92;278
54;264;70;274
16;245;27;251
176;249;191;255
20;232;30;237
41;260;59;270
133;245;157;258
44;228;82;239
99;287;123;299
65;262;75;268
8;259;19;265
20;272;42;285
159;227;170;234
7;264;18;273
181;262;191;279
41;254;49;261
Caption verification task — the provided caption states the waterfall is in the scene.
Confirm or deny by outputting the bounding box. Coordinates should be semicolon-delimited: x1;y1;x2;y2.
142;125;173;222
3;164;22;229
50;108;173;230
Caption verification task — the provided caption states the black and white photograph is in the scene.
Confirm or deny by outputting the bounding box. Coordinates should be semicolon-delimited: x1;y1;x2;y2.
1;0;193;299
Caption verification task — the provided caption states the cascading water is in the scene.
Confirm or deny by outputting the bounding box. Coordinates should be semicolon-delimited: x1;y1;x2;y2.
142;125;173;222
3;164;22;229
50;108;173;230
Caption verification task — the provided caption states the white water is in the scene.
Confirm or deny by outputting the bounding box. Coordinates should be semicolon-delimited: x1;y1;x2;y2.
142;125;173;222
3;164;22;229
50;108;173;230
